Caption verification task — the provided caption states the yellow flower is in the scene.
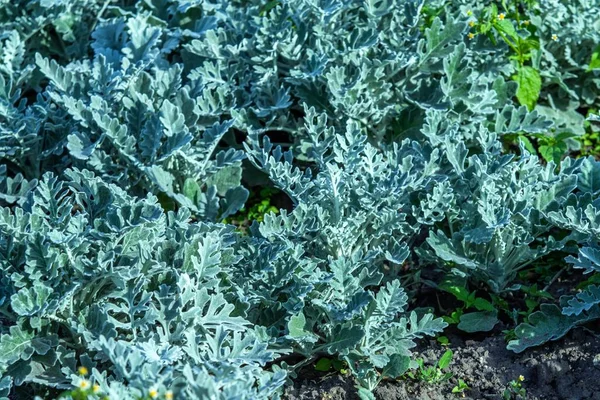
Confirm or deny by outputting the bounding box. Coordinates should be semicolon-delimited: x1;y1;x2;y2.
165;391;174;400
498;13;506;20
78;366;89;376
552;34;558;41
518;375;525;382
149;388;159;399
468;21;476;27
93;384;101;394
466;10;473;16
523;20;530;26
467;33;475;40
79;380;91;390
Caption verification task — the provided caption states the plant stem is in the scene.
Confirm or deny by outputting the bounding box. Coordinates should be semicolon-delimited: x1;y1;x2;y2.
92;0;113;32
542;265;567;292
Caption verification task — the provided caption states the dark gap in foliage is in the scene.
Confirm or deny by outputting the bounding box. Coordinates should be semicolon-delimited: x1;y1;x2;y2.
264;130;294;149
288;105;306;121
231;128;247;145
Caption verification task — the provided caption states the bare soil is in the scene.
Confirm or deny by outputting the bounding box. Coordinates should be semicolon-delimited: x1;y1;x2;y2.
285;327;600;400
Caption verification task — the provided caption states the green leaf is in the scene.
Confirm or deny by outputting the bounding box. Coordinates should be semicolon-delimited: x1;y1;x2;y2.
555;131;578;142
513;66;541;111
183;178;201;205
517;136;537;155
538;141;567;165
589;45;600;71
382;354;411;378
437;336;449;346
259;0;281;16
437;349;453;370
457;311;498;332
439;278;469;302
472;297;495;312
332;359;345;371
315;358;332;372
494;20;518;42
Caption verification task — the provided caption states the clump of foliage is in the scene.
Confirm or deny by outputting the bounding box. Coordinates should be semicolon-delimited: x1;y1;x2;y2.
1;0;600;399
503;375;527;400
222;187;280;232
405;350;454;384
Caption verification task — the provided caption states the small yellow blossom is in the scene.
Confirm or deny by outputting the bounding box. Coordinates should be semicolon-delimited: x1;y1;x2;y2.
466;10;473;16
518;375;525;382
498;13;506;20
468;21;476;27
93;384;101;394
149;388;159;399
523;20;530;26
79;380;91;390
78;366;89;376
552;34;558;41
467;33;475;40
165;391;174;400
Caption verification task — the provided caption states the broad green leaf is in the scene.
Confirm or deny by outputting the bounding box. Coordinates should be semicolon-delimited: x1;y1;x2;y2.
440;283;469;303
382;354;411;378
538;141;567;165
494;20;518;42
513;66;541;111
472;297;495;312
314;358;332;372
457;311;498;332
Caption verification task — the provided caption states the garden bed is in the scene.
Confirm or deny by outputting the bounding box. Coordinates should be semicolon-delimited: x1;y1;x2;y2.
2;1;600;399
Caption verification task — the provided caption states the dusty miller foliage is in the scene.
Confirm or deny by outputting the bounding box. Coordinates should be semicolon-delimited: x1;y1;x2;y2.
0;0;599;399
